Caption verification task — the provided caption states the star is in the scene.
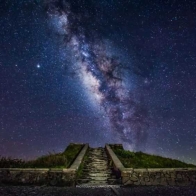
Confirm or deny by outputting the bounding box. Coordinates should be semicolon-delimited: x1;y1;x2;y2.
37;64;41;68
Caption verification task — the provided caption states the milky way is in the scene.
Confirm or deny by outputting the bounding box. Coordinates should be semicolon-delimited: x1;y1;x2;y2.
43;0;149;149
1;0;196;163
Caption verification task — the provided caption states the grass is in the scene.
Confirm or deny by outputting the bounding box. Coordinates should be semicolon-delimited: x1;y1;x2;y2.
0;143;84;169
110;147;196;168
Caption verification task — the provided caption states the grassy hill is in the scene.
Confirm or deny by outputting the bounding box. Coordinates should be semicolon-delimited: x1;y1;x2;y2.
110;146;196;168
0;143;84;169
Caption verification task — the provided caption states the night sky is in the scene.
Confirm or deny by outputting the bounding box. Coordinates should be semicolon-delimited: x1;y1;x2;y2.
0;0;196;164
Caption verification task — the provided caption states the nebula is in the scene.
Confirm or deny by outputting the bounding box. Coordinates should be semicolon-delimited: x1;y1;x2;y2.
43;0;149;150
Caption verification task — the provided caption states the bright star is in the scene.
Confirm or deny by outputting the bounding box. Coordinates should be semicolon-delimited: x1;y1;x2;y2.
37;64;41;68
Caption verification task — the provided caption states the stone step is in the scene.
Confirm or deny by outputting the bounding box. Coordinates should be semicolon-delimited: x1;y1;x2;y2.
83;167;112;170
78;178;115;182
85;180;108;184
87;158;108;160
85;167;108;169
84;167;109;169
84;165;110;167
88;157;108;159
85;165;108;168
86;163;108;168
78;176;116;180
81;173;111;177
87;159;108;161
82;169;111;172
81;171;112;175
86;160;108;162
88;162;108;167
82;168;112;171
88;158;106;160
85;163;109;165
85;165;108;167
82;170;112;173
79;177;112;180
84;165;113;170
88;173;111;177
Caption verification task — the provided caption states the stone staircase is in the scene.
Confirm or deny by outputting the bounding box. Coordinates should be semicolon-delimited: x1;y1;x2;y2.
77;147;120;186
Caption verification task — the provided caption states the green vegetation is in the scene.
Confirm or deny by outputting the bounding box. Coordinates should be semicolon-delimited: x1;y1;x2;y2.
0;144;84;169
0;157;25;168
111;147;196;168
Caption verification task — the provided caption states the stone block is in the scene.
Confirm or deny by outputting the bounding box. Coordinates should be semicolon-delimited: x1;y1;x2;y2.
130;176;139;182
130;173;139;182
150;177;158;185
167;178;176;186
165;173;171;179
190;175;196;185
143;175;150;182
170;172;176;178
123;179;132;186
122;176;130;184
160;177;168;186
145;180;152;185
134;180;141;185
154;176;161;185
140;179;146;185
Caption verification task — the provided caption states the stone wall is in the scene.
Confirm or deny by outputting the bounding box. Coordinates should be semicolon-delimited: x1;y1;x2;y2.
0;168;76;186
122;168;196;186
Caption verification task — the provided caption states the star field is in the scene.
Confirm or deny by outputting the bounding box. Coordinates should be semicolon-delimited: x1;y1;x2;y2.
0;0;196;164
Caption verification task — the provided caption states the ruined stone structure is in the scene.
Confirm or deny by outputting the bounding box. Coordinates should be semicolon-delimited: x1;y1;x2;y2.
0;143;195;187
